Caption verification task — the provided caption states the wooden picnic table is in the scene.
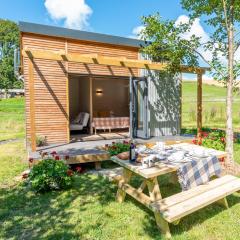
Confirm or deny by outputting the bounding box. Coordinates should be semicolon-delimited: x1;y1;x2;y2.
111;143;240;238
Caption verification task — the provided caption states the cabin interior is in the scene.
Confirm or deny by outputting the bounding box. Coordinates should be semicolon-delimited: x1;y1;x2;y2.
68;74;130;141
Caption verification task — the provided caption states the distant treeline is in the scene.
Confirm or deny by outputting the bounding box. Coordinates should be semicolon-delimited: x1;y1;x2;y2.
0;19;23;90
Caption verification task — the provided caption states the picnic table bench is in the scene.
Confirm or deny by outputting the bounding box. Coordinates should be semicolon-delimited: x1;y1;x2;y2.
112;143;240;238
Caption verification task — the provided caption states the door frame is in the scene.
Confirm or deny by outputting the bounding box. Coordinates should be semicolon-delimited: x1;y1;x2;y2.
130;76;149;139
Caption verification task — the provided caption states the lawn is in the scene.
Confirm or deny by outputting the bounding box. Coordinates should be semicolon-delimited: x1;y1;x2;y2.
1;158;240;240
1;84;240;240
0;97;25;141
182;81;240;131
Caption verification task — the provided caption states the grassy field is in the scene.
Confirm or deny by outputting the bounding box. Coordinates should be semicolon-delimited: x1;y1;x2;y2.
0;98;25;141
182;81;240;130
1;84;240;240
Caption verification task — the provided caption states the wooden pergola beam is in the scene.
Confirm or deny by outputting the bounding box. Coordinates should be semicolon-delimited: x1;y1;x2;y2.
22;48;209;73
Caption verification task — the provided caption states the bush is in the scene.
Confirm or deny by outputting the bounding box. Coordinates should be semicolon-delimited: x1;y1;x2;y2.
192;129;226;151
36;135;47;147
28;159;74;192
105;141;130;156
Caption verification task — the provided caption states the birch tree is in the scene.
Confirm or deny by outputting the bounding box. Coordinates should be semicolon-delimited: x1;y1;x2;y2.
141;0;240;169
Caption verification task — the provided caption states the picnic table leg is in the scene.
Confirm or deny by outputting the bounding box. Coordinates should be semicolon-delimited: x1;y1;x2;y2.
94;161;101;170
147;177;171;239
216;197;229;209
138;180;147;193
116;169;132;203
169;172;178;184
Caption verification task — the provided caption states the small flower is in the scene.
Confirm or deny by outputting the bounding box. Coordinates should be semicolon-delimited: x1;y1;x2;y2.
75;166;82;173
55;155;60;160
220;137;225;143
192;139;197;144
112;141;116;144
219;157;225;162
28;158;34;163
67;169;74;176
22;173;29;179
51;151;57;155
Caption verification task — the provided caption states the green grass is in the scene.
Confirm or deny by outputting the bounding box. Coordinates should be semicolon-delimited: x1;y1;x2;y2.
1;171;240;240
0;98;25;141
0;141;27;187
182;81;240;131
1;89;240;239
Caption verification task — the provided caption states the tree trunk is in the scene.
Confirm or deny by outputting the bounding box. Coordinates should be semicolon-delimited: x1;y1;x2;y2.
225;0;234;168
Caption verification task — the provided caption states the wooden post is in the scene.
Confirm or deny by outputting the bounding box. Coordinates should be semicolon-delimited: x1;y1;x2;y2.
197;72;203;137
28;58;36;152
89;77;93;134
180;73;183;132
65;40;70;142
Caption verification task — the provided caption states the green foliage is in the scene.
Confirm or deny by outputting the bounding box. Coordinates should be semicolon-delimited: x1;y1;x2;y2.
105;141;130;156
192;130;226;151
28;159;74;192
180;0;240;85
140;13;200;72
202;131;226;151
36;135;47;147
0;19;21;90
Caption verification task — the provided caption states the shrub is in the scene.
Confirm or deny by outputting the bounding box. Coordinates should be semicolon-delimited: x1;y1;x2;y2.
105;141;130;156
192;129;226;151
28;159;74;192
36;135;47;147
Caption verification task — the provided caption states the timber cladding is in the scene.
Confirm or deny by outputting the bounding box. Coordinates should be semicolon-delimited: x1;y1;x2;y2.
22;33;139;147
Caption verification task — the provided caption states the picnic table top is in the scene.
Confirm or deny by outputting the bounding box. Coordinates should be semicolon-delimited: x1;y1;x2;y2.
111;143;227;179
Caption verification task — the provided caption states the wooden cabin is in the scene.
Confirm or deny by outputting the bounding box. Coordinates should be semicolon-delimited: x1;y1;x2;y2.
19;22;206;151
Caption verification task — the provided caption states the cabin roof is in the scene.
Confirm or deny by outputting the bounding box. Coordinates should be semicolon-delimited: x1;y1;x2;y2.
19;21;146;48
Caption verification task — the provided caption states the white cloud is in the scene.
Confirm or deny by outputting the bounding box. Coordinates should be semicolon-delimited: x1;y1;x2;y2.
44;0;92;30
129;25;145;39
175;15;212;62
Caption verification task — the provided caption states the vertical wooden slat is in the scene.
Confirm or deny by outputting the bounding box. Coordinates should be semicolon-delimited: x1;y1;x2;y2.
89;77;93;134
65;40;70;142
28;58;36;151
197;72;203;137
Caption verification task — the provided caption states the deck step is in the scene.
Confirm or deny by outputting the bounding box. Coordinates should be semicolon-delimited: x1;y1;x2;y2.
151;175;240;223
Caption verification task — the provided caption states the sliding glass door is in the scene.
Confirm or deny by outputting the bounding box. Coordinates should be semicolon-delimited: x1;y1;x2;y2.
130;77;149;139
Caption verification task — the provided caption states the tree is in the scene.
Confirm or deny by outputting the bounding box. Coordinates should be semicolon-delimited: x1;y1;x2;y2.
0;19;21;90
140;0;240;171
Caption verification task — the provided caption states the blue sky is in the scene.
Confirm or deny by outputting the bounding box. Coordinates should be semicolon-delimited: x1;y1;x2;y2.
0;0;195;37
0;0;212;79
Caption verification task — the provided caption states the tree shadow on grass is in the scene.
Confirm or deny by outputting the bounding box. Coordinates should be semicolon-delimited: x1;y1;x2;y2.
1;172;239;240
0;174;117;240
124;174;240;239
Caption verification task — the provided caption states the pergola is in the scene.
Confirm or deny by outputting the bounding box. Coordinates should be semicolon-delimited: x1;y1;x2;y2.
22;48;209;151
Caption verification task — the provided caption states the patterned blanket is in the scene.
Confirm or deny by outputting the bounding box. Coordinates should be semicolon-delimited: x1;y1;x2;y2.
177;156;222;191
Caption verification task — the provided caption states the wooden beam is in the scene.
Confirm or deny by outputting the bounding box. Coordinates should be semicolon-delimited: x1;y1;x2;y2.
197;73;203;137
22;48;209;73
28;58;36;152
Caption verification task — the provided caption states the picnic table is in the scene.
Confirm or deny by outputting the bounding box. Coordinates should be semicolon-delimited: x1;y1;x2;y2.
111;143;240;238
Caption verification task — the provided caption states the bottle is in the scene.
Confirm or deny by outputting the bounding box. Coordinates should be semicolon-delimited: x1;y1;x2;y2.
129;143;136;162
